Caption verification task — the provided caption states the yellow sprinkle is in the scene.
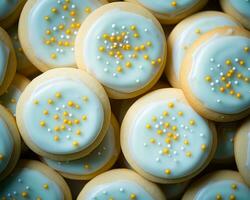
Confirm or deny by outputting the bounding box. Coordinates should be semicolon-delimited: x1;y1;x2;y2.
189;119;195;126
140;45;145;50
229;194;236;200
34;100;39;105
132;53;137;58
130;194;136;199
230;90;235;95
70;10;76;16
58;24;65;30
165;169;171;174
72;141;79;147
244;47;249;52
65;29;71;35
36;197;42;200
43;184;49;189
163;148;169;154
133;33;139;38
165;138;171;144
40;121;46;127
157;58;162;63
157;130;163;135
44;16;49;21
68;101;74;107
82;96;88;101
173;134;179;140
239;60;245;66
221;76;226;81
51;53;57;59
245;77;249;82
186;151;192;157
205;76;211;82
150;138;155;143
168;102;174;108
85;7;92;13
163;111;168;116
82;115;87;121
146;124;151;129
231;184;238;190
178;111;183;116
99;46;105;52
143;55;149;60
0;154;4;160
116;66;123;73
172;126;177;131
74;119;80;124
67;120;72;126
51;8;57;13
63;4;68;10
126;62;132;68
201;144;207;151
21;192;28;198
55;92;61;98
130;25;136;30
151;60;156;65
76;130;81;135
236;93;241;99
46;30;51;35
48;99;53;104
54;126;60;132
171;1;177;6
84;164;90;169
43;110;49;115
225;59;232;65
146;41;152;46
195;29;201;34
167;132;173;137
60;125;66;131
216;194;222;200
152;116;157;122
63;111;68;116
164;122;170;128
220;87;225;93
184;140;189;145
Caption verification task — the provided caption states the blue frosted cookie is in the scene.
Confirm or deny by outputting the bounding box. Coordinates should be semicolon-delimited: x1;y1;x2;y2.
16;68;111;161
220;0;250;30
75;2;167;99
77;169;165;200
0;27;17;95
0;105;21;181
42;114;120;180
126;0;208;24
18;0;108;71
180;27;250;122
182;170;250;200
121;88;217;183
0;160;72;199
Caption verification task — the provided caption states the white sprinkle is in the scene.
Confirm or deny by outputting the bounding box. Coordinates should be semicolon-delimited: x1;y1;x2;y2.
167;144;171;148
156;157;160;162
71;4;76;8
180;124;184;128
181;146;185;151
72;18;76;22
173;151;177;155
136;79;140;83
172;117;176;121
98;152;101;156
102;191;107;195
61;15;65;19
210;82;214;86
200;133;204;137
163;129;167;133
116;60;120;64
48;128;51;132
155;124;159;128
217;64;221;68
18;178;22;183
158;142;162;146
60;49;64;53
74;31;78;35
96;56;101;60
217;99;221;103
143;143;147;147
210;67;214;71
53;27;57;31
159;150;163;155
122;26;126;29
68;128;72;132
25;186;30;190
139;65;143;70
215;79;219;83
56;48;60;52
144;28;148;32
71;48;74;52
234;81;238;85
104;68;108;72
13;191;17;195
60;35;65;39
69;113;73;117
120;188;124;192
66;35;70;39
159;121;163;125
56;107;60;111
159;116;163;119
211;87;215;91
183;134;187;138
219;72;224;76
113;73;117;77
128;54;132;58
112;24;116;28
235;58;239;62
210;58;214;62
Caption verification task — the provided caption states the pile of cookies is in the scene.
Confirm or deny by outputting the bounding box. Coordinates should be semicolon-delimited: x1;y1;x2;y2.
0;0;250;199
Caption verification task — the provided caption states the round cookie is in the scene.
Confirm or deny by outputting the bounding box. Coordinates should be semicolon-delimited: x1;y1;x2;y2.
166;11;241;88
16;68;111;161
126;0;208;24
42;114;120;180
0;160;72;199
0;105;21;181
180;27;250;122
75;2;167;99
0;74;30;117
220;0;250;30
0;27;17;96
182;170;250;200
234;117;250;186
18;0;108;72
8;25;40;77
77;169;166;200
160;181;189;200
213;121;239;163
0;0;26;29
121;88;217;183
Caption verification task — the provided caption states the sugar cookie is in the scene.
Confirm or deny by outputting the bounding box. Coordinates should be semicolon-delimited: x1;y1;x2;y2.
0;160;72;200
0;105;21;181
0;0;26;29
0;27;17;95
214;121;239;163
77;169;165;200
160;181;189;200
18;0;108;72
42;113;120;180
220;0;250;30
121;88;217;183
180;27;250;122
16;68;111;161
126;0;208;24
75;2;167;99
0;74;30;117
182;170;250;200
8;25;40;77
234;117;250;186
166;11;241;88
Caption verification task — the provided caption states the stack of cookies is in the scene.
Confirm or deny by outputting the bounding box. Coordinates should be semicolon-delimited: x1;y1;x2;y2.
0;0;250;199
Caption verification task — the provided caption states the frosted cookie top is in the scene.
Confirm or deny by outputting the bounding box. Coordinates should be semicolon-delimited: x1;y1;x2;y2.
0;40;10;85
76;3;166;95
187;28;250;114
121;89;215;182
43;116;120;179
16;69;110;159
0;0;19;20
135;0;200;15
20;0;106;70
167;11;240;87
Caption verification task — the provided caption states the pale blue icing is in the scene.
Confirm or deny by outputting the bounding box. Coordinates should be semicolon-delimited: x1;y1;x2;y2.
0;118;14;174
43;124;116;175
23;77;104;154
85;181;154;200
0;0;19;20
172;13;239;81
137;0;200;15
0;40;10;85
214;122;237;160
0;168;63;199
229;0;250;18
130;99;213;179
83;9;165;93
0;85;22;116
194;180;250;200
188;35;250;114
28;0;104;67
